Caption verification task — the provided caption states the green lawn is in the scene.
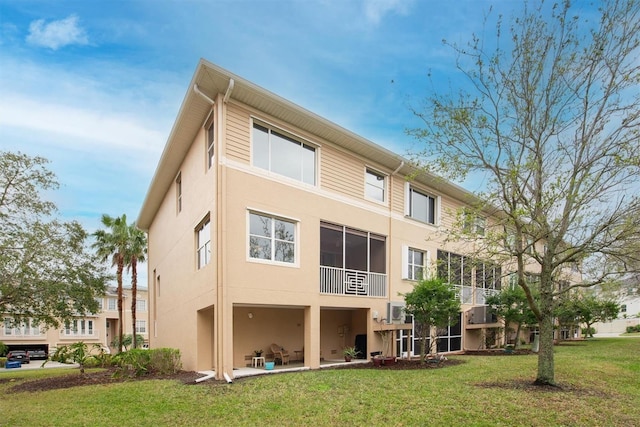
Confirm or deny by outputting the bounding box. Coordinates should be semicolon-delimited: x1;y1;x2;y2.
1;338;639;426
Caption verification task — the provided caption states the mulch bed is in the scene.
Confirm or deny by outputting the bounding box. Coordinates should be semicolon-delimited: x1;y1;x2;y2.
7;368;204;393
5;350;543;393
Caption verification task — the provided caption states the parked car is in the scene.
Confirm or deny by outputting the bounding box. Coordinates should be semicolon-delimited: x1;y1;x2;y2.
7;350;30;364
29;349;48;360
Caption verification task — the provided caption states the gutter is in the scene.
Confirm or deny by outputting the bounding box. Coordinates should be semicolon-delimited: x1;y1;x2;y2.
193;84;215;105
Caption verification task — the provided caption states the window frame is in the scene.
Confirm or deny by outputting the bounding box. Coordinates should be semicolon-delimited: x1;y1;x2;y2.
175;172;182;214
405;184;438;225
135;320;147;334
136;299;147;312
247;210;299;266
402;246;429;281
365;168;386;203
205;113;215;169
320;221;387;274
251;120;317;186
196;216;211;270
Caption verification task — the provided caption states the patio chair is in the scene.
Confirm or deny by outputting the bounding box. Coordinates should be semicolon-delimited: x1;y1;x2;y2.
270;343;290;365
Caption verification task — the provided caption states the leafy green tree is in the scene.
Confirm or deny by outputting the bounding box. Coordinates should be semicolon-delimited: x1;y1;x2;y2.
486;284;537;349
125;224;147;350
93;214;130;353
575;295;619;338
403;278;461;363
409;1;640;385
0;151;108;328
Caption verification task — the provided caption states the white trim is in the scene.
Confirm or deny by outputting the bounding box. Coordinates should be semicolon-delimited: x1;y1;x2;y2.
246;210;300;268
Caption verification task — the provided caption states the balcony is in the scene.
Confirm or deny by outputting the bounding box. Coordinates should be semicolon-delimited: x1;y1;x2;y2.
59;329;100;339
320;266;386;297
475;288;499;305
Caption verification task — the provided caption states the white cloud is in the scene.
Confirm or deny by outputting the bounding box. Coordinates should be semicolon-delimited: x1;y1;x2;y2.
26;14;89;50
363;0;413;25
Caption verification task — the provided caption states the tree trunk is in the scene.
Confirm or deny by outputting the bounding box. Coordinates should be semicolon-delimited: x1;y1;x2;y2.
419;324;429;364
116;256;124;353
535;313;555;386
131;259;137;349
514;322;522;350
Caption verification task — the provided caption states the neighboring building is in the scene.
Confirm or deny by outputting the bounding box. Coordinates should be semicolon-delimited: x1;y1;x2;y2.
137;59;553;378
594;277;640;336
1;287;149;355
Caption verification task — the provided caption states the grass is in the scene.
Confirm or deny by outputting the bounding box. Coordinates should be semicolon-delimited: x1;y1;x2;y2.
1;338;639;426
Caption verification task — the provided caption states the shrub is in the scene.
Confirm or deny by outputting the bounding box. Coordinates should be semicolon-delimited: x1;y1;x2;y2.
113;349;151;377
0;357;6;368
625;325;640;333
582;327;596;336
112;347;182;378
0;341;8;357
149;348;182;374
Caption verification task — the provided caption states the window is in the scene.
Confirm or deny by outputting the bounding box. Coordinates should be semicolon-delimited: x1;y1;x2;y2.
136;299;147;312
108;298;116;311
437;250;471;287
463;210;486;236
320;222;386;274
176;172;182;213
408;186;437;225
249;212;296;264
136;320;147;334
621;304;627;313
252;123;316;185
475;261;502;290
4;318;12;335
365;169;385;202
207;121;215;169
403;246;428;280
95;297;103;310
196;218;211;269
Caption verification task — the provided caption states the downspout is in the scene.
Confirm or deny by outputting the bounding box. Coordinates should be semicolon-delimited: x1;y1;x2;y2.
193;84;216;105
382;160;404;359
387;160;404;293
223;78;235;103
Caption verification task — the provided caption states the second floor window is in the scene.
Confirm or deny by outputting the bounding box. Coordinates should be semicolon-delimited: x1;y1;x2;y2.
176;172;182;213
320;222;386;274
207;121;215;169
136;299;147;312
136;320;147;334
249;212;296;264
404;247;427;281
252;123;316;185
108;298;116;311
196;218;211;269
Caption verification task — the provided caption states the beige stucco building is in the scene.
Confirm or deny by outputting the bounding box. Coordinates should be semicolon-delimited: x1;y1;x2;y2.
2;287;149;355
138;59;512;379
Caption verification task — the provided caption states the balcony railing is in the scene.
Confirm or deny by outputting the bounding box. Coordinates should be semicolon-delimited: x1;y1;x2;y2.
475;288;500;305
451;285;474;304
60;329;100;339
320;266;386;297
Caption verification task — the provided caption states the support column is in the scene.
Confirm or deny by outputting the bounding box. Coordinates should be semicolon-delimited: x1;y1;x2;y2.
304;305;321;369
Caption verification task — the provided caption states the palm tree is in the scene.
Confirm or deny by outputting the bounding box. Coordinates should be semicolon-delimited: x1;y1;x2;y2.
125;223;147;349
93;214;129;353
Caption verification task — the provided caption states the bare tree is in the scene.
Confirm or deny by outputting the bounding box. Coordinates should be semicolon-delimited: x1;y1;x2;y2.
409;0;640;385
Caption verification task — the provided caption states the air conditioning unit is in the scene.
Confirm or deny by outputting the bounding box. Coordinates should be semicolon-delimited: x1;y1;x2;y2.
386;301;406;324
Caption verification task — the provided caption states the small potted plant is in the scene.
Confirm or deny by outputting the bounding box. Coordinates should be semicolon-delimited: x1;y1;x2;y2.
342;346;359;362
254;349;263;357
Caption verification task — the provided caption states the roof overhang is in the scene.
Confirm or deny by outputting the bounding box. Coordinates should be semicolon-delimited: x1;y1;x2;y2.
137;59;477;230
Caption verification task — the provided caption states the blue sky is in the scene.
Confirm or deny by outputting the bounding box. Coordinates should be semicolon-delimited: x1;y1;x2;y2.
0;0;546;285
